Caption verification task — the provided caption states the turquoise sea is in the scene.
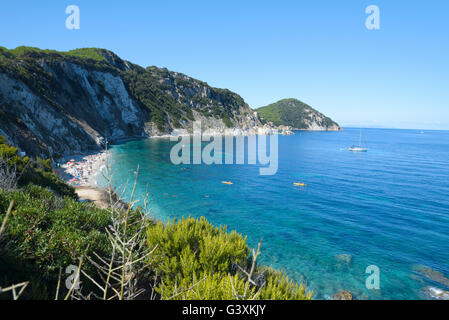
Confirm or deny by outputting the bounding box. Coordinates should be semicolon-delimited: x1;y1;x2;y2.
106;128;449;299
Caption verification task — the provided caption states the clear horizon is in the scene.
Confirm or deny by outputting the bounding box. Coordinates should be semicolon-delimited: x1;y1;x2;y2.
0;0;448;130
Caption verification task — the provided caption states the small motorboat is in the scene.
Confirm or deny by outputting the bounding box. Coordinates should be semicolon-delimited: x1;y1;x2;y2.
293;182;307;186
221;181;233;185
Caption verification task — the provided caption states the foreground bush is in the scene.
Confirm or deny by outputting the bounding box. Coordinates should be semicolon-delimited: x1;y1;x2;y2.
0;135;76;198
147;216;312;300
0;185;111;299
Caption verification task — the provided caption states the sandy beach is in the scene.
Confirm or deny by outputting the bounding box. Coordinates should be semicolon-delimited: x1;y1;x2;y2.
58;152;108;187
58;151;110;207
74;185;110;209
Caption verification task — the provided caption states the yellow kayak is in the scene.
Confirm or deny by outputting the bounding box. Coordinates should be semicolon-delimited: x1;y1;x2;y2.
221;181;233;185
293;182;307;186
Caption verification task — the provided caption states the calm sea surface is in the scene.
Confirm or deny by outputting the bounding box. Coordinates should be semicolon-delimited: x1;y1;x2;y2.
106;128;449;299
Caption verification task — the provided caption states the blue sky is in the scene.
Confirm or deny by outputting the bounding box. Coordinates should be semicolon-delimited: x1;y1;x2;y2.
1;0;448;129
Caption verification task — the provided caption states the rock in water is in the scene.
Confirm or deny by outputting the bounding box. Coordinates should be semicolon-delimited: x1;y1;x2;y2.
414;265;449;287
332;290;353;300
334;253;352;264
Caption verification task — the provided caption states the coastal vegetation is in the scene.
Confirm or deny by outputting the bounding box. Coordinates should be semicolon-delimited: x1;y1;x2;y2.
0;185;112;299
0;136;312;300
1;46;107;63
0;136;75;198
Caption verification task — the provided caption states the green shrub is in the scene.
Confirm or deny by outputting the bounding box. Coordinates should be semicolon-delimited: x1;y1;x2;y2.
165;273;255;300
0;136;76;198
259;268;312;300
147;217;248;287
146;216;312;300
0;185;111;299
222;114;234;128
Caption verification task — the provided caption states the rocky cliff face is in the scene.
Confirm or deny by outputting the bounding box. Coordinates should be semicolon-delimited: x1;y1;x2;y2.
0;47;273;159
0;59;146;158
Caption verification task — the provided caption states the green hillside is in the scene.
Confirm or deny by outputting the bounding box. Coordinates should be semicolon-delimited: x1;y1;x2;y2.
257;98;340;130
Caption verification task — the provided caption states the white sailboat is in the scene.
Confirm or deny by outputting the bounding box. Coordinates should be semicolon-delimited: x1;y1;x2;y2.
348;128;368;152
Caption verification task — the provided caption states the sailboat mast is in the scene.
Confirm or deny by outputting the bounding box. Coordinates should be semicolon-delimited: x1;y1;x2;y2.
359;128;362;146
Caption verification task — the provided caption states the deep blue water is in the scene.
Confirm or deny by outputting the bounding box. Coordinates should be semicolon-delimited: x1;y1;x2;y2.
107;128;449;299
